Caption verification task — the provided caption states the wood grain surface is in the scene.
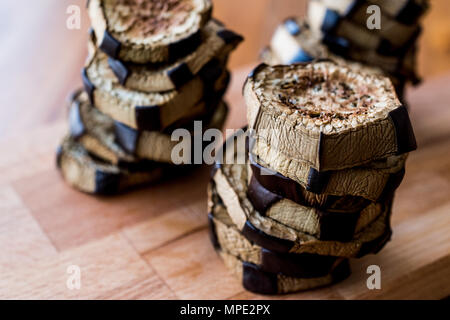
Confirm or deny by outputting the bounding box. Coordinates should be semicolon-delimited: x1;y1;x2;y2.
0;0;449;300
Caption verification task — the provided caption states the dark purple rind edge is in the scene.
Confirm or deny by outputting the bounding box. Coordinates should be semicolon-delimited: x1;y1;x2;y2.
248;152;371;209
168;30;203;62
99;30;121;59
168;54;229;90
328;258;352;286
306;167;330;194
247;63;268;79
56;145;63;169
211;18;224;27
56;144;120;195
207;212;221;250
88;27;96;43
198;59;227;93
249;152;330;196
378;166;405;202
309;132;331;193
113;121;139;155
68;99;87;140
94;170;121;195
168;63;194;89
116;158;161;173
345;0;364;16
357;227;392;258
396;0;429;25
394;27;423;82
249;153;299;194
284;17;302;36
289;49;315;64
321;8;341;34
135;105;161;131
242;220;293;254
242;262;278;295
317;210;360;242
277;17;315;63
81;68;95;104
211;162;222;180
322;27;421;83
376;25;421;57
108;58;130;85
388;105;417;155
246;175;282;216
242;259;351;295
217;29;244;46
323;33;351;56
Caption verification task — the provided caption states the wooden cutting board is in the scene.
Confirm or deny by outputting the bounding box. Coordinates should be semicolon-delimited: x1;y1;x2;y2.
0;66;449;300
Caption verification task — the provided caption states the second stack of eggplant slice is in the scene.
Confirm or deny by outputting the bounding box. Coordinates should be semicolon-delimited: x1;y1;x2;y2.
57;0;243;194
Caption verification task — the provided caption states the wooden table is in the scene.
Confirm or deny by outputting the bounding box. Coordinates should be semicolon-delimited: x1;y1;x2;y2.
1;64;449;300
